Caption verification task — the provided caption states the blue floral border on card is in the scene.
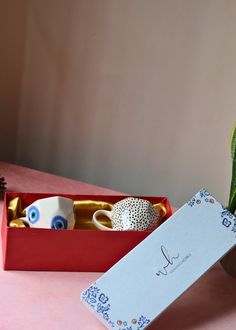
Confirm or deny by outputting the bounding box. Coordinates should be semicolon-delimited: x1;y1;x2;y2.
81;284;150;330
187;188;214;207
221;205;236;233
187;188;236;234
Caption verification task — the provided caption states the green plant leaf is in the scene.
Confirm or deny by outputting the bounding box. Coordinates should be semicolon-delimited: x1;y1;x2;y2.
228;122;236;213
228;191;236;213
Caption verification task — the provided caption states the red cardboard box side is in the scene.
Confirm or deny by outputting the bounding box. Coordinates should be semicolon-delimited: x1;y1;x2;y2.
1;193;8;269
2;192;172;272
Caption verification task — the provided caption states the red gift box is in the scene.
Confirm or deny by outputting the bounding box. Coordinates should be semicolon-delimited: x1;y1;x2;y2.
1;192;172;272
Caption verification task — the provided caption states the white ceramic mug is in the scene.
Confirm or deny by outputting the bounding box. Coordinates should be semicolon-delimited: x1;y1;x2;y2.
19;196;76;229
92;197;166;231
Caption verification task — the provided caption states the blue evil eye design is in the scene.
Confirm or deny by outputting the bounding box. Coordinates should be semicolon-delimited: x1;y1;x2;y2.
51;215;68;230
27;205;40;224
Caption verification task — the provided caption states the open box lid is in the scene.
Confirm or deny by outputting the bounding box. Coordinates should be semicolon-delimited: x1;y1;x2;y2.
81;189;236;329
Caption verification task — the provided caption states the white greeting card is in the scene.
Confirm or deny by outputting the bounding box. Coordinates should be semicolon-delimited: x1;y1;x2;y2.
81;189;236;329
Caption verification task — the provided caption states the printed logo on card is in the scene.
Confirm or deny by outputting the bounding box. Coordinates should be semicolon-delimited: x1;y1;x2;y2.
155;245;191;277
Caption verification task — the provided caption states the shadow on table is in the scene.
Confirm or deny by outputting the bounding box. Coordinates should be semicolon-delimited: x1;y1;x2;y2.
148;264;236;330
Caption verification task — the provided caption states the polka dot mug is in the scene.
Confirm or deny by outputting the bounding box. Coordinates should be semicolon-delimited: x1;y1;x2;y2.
92;197;166;231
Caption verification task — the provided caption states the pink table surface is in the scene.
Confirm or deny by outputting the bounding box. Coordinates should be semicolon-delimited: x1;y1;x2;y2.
0;162;236;330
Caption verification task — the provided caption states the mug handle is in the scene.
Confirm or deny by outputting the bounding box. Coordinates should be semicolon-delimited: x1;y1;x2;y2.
9;217;28;228
154;203;167;219
92;210;114;231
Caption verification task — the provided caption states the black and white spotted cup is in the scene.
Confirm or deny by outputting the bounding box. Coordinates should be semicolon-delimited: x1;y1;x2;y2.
92;197;166;231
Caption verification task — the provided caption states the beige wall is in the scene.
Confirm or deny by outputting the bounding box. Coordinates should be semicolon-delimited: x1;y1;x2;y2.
2;0;236;206
0;1;27;161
